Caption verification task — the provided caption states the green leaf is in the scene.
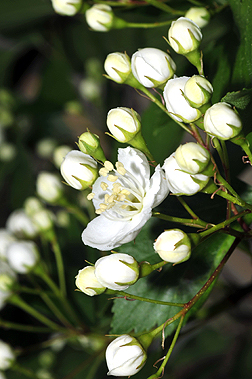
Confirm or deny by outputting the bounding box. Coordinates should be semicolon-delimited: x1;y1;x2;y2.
111;219;235;337
221;88;252;110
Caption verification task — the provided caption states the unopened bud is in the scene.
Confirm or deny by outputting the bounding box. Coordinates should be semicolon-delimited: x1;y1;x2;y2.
154;229;191;263
75;266;106;296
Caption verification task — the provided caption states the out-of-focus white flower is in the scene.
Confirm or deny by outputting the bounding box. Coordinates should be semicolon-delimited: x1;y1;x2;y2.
95;253;139;291
51;0;82;16
82;147;169;250
175;142;211;174
79;78;102;101
0;261;17;310
53;145;72;168
0;340;15;370
204;102;243;140
6;241;39;274
168;17;202;54
104;52;131;84
36;172;64;203
106;335;146;376
0;370;7;379
185;7;210;28
85;4;114;32
107;107;141;143
154;229;191;263
6;209;38;239
36;138;57;159
131;47;176;88
24;197;44;217
60;150;98;190
0;229;16;260
75;266;106;296
0;142;16;161
163;76;201;122
184;75;213;108
31;209;55;233
163;152;209;195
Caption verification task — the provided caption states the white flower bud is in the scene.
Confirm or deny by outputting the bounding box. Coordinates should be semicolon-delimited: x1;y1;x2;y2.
204;102;243;140
104;52;131;83
24;197;44;217
75;266;106;296
36;172;64;203
0;229;16;260
0;261;17;293
107;107;141;142
7;241;39;274
85;4;114;32
31;209;55;233
78;132;106;162
0;340;15;370
106;334;146;376
94;253;139;291
0;142;16;162
60;150;98;190
175;142;211;174
163;153;209;195
185;7;210;28
53;145;72;168
168;17;202;54
154;229;191;263
6;209;38;239
51;0;82;16
184;75;213;108
163;76;201;122
131;48;176;88
36;138;57;159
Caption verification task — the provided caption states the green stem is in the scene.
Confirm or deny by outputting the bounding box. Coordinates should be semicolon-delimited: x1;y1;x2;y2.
152;211;209;229
126;20;173;29
9;294;64;333
144;0;184;14
108;290;184;307
147;316;185;379
0;318;51;333
177;197;200;219
49;232;66;297
215;189;252;210
40;291;73;329
11;363;41;379
59;198;89;225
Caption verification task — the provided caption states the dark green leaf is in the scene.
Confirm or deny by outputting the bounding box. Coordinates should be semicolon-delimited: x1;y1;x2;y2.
221;88;252;110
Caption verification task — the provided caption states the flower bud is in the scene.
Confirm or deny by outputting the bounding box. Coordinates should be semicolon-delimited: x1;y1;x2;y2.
204;102;243;140
0;142;16;162
53;145;72;168
0;229;16;260
6;209;38;239
60;150;98;190
85;4;114;32
106;335;147;376
94;253;139;291
185;7;210;28
168;17;202;54
78;132;106;162
131;48;176;88
154;229;191;263
75;266;106;296
163;153;209;195
31;209;55;233
0;261;17;293
36;138;57;159
6;241;39;274
51;0;82;16
24;197;44;217
107;107;141;143
36;172;64;203
175;142;211;175
104;52;131;84
163;76;201;122
0;340;15;370
184;75;213;108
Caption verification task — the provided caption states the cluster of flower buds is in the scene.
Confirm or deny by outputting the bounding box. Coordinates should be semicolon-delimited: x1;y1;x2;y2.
75;253;139;295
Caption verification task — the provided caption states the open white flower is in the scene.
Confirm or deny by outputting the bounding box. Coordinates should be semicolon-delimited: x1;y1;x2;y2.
82;147;169;250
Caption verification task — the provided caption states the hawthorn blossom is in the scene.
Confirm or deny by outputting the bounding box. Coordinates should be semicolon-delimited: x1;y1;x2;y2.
82;147;169;250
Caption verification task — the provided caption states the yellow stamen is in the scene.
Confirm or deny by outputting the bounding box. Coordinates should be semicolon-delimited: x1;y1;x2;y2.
87;193;95;200
108;175;118;182
104;161;114;171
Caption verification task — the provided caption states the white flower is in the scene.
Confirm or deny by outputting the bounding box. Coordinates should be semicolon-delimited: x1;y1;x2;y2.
60;150;98;190
94;253;139;291
107;107;141;142
106;335;146;376
0;229;16;260
131;47;176;88
168;17;202;54
185;7;210;28
163;76;201;122
154;229;191;263
6;241;39;274
85;4;114;32
163;153;209;195
104;52;131;84
204;102;242;140
175;142;211;174
51;0;82;16
75;266;106;296
0;340;15;370
82;147;169;250
36;172;64;203
6;209;38;239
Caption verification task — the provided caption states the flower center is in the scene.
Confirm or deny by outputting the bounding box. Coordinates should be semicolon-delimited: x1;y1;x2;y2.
87;160;145;221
